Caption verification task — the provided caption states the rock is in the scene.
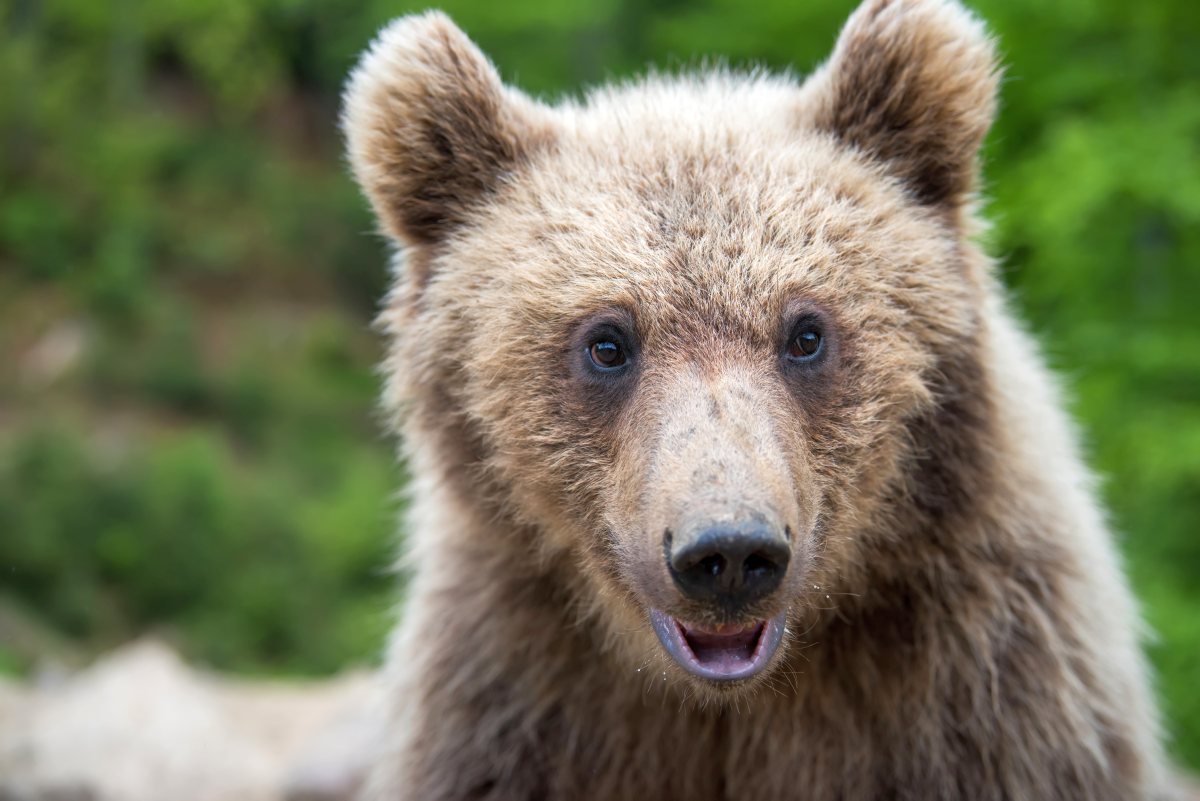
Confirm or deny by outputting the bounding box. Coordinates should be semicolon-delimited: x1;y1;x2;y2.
280;679;384;801
0;641;382;801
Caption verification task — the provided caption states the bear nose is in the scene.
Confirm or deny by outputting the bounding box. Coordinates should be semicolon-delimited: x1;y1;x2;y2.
666;522;791;609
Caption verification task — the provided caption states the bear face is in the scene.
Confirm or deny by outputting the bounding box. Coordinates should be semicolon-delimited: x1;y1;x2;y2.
344;0;999;696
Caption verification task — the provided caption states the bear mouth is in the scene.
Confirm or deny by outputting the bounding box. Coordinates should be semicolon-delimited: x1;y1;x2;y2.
649;610;785;682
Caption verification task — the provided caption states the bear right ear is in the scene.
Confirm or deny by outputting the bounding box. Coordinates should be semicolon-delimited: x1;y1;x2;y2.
341;13;556;247
804;0;1000;210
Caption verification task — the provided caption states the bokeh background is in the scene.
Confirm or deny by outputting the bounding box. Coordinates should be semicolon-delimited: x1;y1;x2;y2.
1;0;1197;769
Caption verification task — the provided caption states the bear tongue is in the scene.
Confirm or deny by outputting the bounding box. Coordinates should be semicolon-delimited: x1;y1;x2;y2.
679;621;764;669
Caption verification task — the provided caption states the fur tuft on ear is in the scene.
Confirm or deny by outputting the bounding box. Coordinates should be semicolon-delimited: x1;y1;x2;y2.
805;0;1000;208
341;12;555;246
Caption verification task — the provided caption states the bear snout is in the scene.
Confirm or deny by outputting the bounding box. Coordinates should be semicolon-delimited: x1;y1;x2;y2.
665;521;791;613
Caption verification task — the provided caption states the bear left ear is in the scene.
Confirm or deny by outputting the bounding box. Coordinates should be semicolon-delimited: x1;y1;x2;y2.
341;12;557;247
805;0;1000;209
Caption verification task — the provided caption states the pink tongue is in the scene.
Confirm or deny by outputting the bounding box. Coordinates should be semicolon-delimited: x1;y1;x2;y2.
683;624;762;669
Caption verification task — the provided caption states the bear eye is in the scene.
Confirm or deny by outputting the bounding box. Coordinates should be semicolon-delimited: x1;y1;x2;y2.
589;339;627;370
786;327;823;362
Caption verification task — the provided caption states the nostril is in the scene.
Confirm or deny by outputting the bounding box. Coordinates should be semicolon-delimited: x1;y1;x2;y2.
743;552;774;578
699;554;725;578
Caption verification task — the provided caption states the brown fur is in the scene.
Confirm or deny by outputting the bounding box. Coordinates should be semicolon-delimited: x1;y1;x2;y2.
342;1;1175;799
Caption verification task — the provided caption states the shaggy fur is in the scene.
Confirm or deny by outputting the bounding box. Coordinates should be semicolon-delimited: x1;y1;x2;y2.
342;1;1175;798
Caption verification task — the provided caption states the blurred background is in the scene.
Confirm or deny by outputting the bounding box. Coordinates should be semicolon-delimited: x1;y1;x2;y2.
0;0;1197;771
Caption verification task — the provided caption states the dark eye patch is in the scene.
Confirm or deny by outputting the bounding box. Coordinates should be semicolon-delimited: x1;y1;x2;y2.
567;311;641;413
778;307;838;402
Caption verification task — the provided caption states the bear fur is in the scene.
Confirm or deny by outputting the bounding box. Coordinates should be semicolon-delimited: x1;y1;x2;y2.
341;1;1175;798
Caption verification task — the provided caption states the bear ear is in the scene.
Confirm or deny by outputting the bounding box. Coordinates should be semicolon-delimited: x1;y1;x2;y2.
341;12;556;246
805;0;1000;209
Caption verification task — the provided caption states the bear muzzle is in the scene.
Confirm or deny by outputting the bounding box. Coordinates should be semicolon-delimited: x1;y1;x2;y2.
649;520;793;682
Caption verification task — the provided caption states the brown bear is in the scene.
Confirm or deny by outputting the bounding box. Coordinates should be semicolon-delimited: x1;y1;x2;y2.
341;0;1176;798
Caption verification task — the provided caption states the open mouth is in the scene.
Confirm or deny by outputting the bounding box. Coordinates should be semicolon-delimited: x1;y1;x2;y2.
649;609;785;682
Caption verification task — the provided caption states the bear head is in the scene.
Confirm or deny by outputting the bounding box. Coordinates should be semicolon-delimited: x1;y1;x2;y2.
343;0;1000;696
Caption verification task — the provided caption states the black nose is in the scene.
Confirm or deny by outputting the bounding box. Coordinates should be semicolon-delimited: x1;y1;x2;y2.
667;522;790;608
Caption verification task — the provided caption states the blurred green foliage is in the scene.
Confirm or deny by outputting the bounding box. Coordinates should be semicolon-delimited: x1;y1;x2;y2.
0;0;1196;767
